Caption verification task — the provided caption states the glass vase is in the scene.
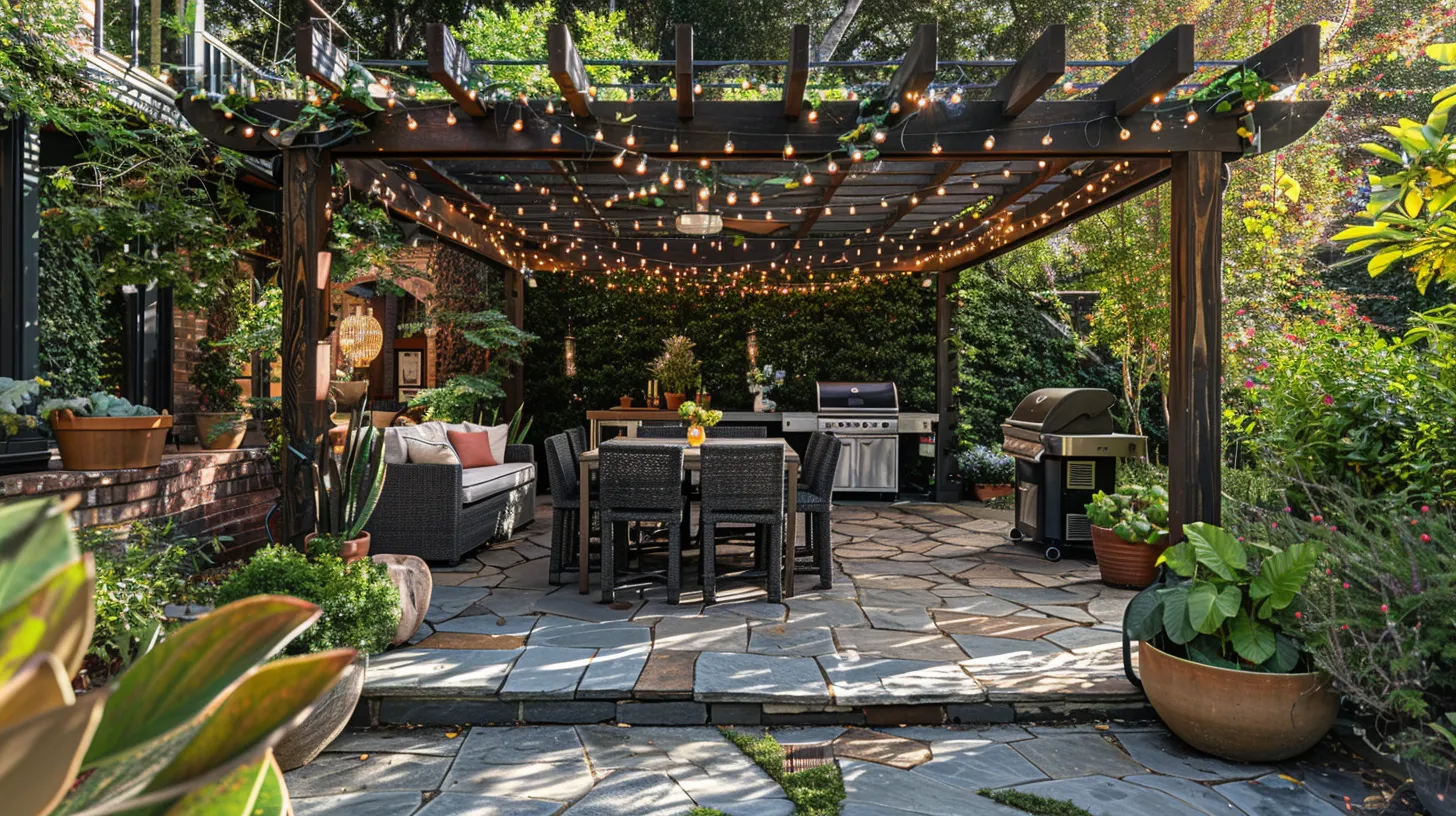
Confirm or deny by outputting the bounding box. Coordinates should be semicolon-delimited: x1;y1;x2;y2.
686;424;706;446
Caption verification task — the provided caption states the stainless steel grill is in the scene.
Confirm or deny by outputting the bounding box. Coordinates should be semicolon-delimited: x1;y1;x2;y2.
816;382;899;493
1001;388;1146;561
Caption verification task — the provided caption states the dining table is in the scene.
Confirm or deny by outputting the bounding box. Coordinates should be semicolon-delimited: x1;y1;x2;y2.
577;437;800;600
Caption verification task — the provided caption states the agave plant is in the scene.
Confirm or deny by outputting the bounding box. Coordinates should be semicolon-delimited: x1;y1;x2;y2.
313;400;387;542
0;497;354;816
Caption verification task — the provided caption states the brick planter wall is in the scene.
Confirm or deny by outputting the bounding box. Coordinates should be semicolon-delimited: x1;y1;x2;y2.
0;448;279;555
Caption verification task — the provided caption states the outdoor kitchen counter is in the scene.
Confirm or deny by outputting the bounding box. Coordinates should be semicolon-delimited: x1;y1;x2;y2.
587;410;781;445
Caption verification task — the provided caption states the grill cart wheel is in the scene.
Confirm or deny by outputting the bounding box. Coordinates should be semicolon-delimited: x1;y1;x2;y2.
1008;528;1024;541
1044;546;1062;562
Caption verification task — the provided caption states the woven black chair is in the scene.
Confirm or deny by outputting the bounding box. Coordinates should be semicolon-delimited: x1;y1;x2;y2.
708;425;768;438
794;432;841;589
597;441;687;603
700;442;786;603
544;433;599;585
565;425;588;461
636;423;687;439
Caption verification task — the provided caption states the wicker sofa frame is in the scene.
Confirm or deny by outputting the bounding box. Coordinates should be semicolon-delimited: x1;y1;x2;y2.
365;443;536;563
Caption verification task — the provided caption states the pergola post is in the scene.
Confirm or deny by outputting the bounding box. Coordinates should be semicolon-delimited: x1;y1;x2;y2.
1167;151;1225;540
0;117;40;381
934;267;959;502
503;265;525;417
279;147;334;544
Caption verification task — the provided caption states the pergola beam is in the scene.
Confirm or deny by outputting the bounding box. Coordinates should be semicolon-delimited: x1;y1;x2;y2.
784;24;810;119
795;169;850;238
883;24;937;126
550;160;618;238
1239;24;1321;87
676;24;694;120
342;159;514;267
1086;25;1194;116
548;23;594;120
427;23;488;118
989;25;1066;118
296;25;376;113
879;161;963;234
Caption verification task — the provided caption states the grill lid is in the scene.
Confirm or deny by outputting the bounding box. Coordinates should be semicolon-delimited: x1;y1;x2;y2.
817;382;898;413
1006;388;1116;435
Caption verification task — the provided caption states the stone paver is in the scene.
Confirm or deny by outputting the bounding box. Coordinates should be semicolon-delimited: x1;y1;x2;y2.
291;792;424;816
694;652;830;703
442;727;593;801
832;727;932;769
1011;735;1147;779
498;646;595;699
561;770;695;815
1213;774;1346;816
1117;731;1272;781
653;616;749;652
433;615;538;637
576;644;650;699
633;650;698;699
934;614;1077;640
834;627;969;662
416;793;566;816
748;621;838;656
529;616;651;649
286;753;452;797
425;587;493;624
1125;775;1254;815
1014;775;1198;816
819;655;983;705
840;759;1025;814
366;648;521;696
913;740;1049;791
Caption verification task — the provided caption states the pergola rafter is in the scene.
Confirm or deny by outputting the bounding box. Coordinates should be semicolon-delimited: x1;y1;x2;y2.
187;19;1329;542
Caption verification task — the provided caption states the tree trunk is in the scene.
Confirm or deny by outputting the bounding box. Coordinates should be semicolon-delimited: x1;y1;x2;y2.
814;0;865;62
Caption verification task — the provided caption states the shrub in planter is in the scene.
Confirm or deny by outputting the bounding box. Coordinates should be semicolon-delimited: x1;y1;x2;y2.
1125;521;1337;761
959;445;1015;500
649;335;700;408
1085;485;1168;587
0;375;51;473
38;391;171;469
193;339;248;450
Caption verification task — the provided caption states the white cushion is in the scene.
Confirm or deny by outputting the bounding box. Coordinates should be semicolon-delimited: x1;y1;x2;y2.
405;435;459;465
384;421;450;464
461;462;535;505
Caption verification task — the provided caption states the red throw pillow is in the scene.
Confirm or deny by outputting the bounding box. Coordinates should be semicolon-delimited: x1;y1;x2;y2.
447;429;498;468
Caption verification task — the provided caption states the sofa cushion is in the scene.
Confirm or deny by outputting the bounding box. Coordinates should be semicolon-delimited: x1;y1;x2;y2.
461;462;535;505
405;436;460;465
384;421;449;464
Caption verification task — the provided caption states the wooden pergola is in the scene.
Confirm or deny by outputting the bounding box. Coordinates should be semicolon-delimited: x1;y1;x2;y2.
178;19;1327;543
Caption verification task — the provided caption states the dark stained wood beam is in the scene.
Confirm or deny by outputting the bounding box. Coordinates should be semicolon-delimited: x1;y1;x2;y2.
883;23;937;127
342;159;515;267
179;96;1329;161
880;161;962;234
784;24;810;119
296;25;377;113
548;23;593;120
794;168;850;239
1086;25;1194;116
1238;24;1321;86
1167;151;1225;540
676;24;694;120
427;23;488;118
989;25;1066;118
549;160;618;238
934;267;958;501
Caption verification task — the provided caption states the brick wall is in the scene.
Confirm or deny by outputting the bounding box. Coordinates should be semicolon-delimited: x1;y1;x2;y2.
1;449;279;555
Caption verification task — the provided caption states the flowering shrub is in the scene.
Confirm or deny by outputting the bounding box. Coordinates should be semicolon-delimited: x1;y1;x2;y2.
1227;286;1456;507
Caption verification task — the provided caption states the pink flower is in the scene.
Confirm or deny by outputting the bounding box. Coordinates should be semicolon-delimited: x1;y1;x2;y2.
1421;505;1431;513
1421;534;1432;543
1312;515;1323;523
1244;379;1256;389
1343;582;1350;589
1285;506;1293;513
1294;611;1302;619
1271;522;1279;529
1381;604;1389;613
1322;395;1334;406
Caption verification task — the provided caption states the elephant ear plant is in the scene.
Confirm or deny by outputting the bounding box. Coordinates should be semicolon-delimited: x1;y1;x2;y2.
1124;522;1322;672
312;400;387;551
1085;485;1168;544
0;496;354;816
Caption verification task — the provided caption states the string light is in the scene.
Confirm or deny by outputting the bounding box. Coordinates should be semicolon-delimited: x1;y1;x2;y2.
931;139;942;154
612;150;626;168
1041;130;1054;146
1184;108;1199;124
783;139;795;159
872;129;886;143
268;124;280;138
983;135;996;150
698;186;711;201
446;108;457;126
827;160;839;174
242;125;254;137
545;100;555;114
807;109;819;122
626;127;637;147
670;134;680;152
936;185;946;196
727;191;738;205
512;116;524;132
636;155;649;175
407;114;418;130
593;127;604;141
551;127;562;144
1151;115;1164;132
1118;123;1131;140
693;82;703;95
851;148;863;162
950;90;962;104
802;171;814;185
699;157;711;169
750;191;761;205
724;136;735;154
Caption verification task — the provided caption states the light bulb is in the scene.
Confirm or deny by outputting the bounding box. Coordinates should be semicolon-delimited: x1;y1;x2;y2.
1185;109;1199;123
750;191;761;205
827;160;839;174
612;150;626;168
1151;116;1164;132
593;128;604;141
636;156;649;175
851;149;863;162
446;109;457;126
910;195;919;206
670;135;680;152
1041;131;1053;146
660;169;672;185
551;127;562;144
693;82;703;95
880;199;889;208
765;211;773;220
1151;93;1164;104
1063;80;1075;93
699;157;710;169
1119;126;1131;140
727;191;738;205
1002;167;1011;177
802;172;814;185
950;90;962;104
807;109;819;122
698;186;710;201
626;127;637;147
936;185;946;196
931;140;942;154
242;125;255;137
268;124;280;138
674;176;686;191
545;100;555;114
872;129;886;143
407;115;418;130
724;138;735;154
512;117;524;132
783;140;795;158
984;135;996;150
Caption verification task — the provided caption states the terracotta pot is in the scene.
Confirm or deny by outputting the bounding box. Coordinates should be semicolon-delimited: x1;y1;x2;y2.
196;412;248;450
664;392;687;410
305;531;371;563
1091;525;1166;588
372;553;433;646
1139;639;1339;762
972;483;1014;501
619;396;634;408
274;652;367;771
50;410;173;470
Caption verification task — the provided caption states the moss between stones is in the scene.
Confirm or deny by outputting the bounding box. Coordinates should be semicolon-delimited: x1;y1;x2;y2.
720;728;846;816
978;788;1094;816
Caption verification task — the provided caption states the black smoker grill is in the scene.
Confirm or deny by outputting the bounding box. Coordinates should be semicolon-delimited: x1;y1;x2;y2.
1000;388;1147;561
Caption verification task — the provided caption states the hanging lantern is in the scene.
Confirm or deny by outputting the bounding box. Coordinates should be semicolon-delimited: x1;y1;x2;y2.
746;328;758;367
564;333;577;377
338;306;384;369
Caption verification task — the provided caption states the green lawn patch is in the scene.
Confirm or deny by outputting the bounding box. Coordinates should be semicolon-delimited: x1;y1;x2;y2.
978;788;1094;816
720;729;846;816
687;809;727;816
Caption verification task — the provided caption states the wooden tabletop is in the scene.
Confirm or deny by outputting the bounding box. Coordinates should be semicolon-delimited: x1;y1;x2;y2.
578;437;800;464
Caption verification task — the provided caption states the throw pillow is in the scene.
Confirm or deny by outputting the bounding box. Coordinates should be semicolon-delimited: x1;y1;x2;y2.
405;436;460;465
447;429;499;468
462;422;510;463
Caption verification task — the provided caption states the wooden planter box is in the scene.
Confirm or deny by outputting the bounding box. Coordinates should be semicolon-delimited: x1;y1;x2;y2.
971;483;1014;501
50;411;173;470
0;433;52;474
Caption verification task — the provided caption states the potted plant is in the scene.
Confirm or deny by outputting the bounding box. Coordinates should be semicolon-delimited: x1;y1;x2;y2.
677;400;723;446
746;363;784;412
308;401;387;562
649;335;700;410
959;445;1015;501
193;339;249;450
1085;485;1169;587
215;544;400;770
1125;521;1337;762
0;376;52;473
39;392;173;470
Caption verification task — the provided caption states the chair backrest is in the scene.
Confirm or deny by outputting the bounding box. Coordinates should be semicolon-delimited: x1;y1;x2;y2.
708;425;767;438
565;426;588;462
598;441;685;510
802;431;829;478
699;442;785;514
543;433;578;500
636;424;687;439
805;433;841;498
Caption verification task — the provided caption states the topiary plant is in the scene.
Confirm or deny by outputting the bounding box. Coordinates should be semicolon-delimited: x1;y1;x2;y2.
214;546;400;656
649;335;701;395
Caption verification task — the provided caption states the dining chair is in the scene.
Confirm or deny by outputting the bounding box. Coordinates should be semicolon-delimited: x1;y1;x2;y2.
636;424;687;438
597;441;687;603
795;433;842;589
699;442;786;603
708;425;767;438
565;425;588;462
544;433;597;585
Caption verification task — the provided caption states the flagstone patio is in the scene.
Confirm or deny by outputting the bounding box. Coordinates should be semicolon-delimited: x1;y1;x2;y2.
360;499;1146;726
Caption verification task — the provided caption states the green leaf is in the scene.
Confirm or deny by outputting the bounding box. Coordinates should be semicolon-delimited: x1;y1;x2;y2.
1123;589;1164;641
0;498;79;615
1261;634;1301;674
1158;587;1196;645
1186;581;1241;635
0;556;95;687
1229;612;1277;665
1360;143;1403;164
1184;522;1246;581
1186;635;1239;670
1157;541;1197;578
1249;542;1321;612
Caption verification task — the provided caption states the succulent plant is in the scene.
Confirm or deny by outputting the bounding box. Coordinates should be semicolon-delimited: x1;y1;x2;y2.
313;400;387;542
39;392;160;420
0;497;354;816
